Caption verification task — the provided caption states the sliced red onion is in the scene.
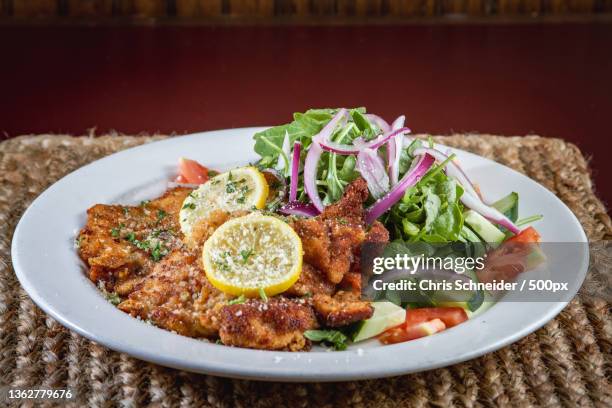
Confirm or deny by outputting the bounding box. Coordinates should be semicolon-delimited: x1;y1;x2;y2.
443;148;487;203
460;190;521;235
389;115;406;186
289;141;301;202
357;148;389;199
316;127;410;155
279;202;319;217
413;147;483;202
304;109;347;212
365;153;435;224
385;140;396;176
167;181;199;189
391;115;405;130
365;114;390;133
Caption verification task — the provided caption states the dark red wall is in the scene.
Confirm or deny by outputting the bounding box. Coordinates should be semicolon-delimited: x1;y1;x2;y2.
1;23;610;204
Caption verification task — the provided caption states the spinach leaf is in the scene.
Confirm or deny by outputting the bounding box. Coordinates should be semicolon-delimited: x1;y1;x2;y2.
386;153;466;244
303;329;349;351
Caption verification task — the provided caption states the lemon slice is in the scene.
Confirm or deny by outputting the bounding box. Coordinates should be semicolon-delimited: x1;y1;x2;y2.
180;166;269;239
202;214;302;297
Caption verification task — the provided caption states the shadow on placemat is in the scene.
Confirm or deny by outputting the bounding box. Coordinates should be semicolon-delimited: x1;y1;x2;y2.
0;134;610;407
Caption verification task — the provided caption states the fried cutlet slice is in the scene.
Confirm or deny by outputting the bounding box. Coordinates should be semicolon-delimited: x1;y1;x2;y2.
184;209;250;250
118;248;228;337
312;291;374;327
320;177;370;223
78;187;191;291
341;220;390;293
291;179;371;284
218;298;318;351
285;263;335;297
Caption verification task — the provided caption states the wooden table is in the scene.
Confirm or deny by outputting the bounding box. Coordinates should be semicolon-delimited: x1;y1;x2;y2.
1;22;610;205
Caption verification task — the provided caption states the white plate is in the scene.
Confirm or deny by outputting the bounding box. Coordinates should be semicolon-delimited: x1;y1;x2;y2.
11;128;588;382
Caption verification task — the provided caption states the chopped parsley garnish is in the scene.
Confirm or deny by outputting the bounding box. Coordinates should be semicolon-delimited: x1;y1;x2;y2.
110;223;125;237
265;200;281;212
258;287;268;302
98;282;121;305
182;202;196;210
228;294;246;305
134;240;149;250
214;252;230;271
240;248;254;264
337;218;349;225
157;209;167;221
235;185;251;204
123;231;168;262
226;182;236;194
105;292;122;306
226;174;249;196
303;330;349;351
150;241;169;262
140;200;150;207
122;207;130;216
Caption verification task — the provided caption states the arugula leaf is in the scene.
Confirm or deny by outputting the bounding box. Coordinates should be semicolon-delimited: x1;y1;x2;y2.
253;124;291;158
253;107;371;208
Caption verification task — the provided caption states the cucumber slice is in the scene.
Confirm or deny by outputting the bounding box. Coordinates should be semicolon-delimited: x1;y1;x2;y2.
464;210;505;244
460;225;482;243
432;269;485;313
492;192;519;222
351;302;406;343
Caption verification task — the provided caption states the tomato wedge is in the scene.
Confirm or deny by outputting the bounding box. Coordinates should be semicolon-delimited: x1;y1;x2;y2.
177;157;209;184
379;319;446;344
478;226;544;284
404;307;468;328
506;226;540;243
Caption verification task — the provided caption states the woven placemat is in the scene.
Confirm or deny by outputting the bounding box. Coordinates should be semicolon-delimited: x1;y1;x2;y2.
1;134;610;407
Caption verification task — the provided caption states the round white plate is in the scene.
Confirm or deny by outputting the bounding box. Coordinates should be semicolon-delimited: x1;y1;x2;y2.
11;128;588;382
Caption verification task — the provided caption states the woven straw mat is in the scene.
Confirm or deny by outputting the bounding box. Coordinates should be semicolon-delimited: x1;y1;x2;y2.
1;134;610;408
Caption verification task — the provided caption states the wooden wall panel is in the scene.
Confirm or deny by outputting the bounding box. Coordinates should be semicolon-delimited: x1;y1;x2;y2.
498;0;543;14
114;0;167;17
387;0;428;16
67;0;113;17
12;0;58;17
228;0;274;16
176;0;222;17
1;0;609;19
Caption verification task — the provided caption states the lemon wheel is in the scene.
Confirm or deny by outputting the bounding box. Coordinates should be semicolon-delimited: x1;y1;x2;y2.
202;214;302;297
179;166;269;240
